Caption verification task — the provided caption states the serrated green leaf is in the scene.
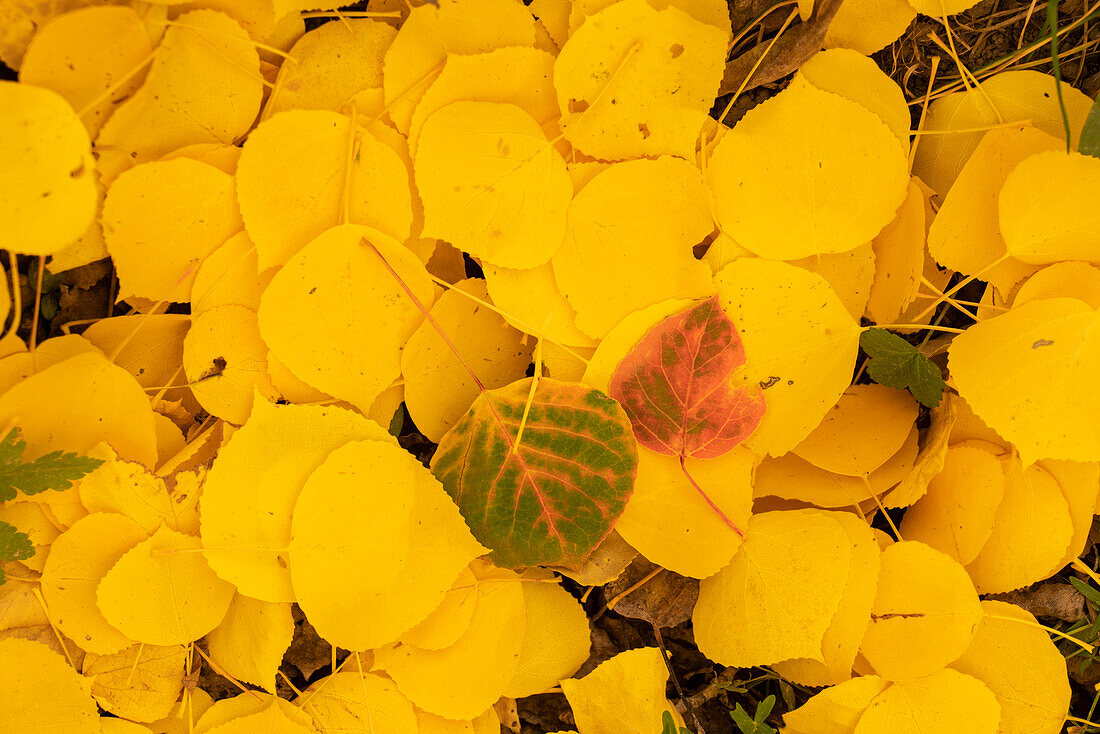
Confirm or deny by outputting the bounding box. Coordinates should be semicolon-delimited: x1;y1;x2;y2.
0;520;35;585
1081;97;1100;158
0;427;104;502
860;328;945;408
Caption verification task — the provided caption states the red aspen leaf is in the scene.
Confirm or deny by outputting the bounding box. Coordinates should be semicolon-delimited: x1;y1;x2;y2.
431;377;638;569
608;295;766;460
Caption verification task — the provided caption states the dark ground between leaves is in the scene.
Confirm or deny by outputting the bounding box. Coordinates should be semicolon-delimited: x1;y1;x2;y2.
3;0;1100;732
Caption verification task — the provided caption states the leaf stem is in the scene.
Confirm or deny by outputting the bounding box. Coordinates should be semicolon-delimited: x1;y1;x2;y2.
985;613;1095;652
1047;0;1073;152
679;455;743;537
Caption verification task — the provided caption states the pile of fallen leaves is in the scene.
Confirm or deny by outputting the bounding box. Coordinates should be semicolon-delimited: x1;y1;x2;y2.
1;0;1099;732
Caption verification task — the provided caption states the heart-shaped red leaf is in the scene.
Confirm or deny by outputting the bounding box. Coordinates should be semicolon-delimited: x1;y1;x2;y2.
610;295;766;459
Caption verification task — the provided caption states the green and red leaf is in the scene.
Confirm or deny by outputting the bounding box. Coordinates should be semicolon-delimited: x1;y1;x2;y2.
431;377;638;569
609;295;766;459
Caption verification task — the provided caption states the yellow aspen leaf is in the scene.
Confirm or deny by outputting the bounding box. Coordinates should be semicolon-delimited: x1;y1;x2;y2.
84;643;187;722
82;314;196;419
102;159;243;303
201;703;316;734
194;694;313;734
999;151;1100;265
503;576;591;698
858;540;982;681
754;427;918;508
553;157;714;339
258;224;433;412
266;353;330;405
900;445;1007;565
0;80;96;255
823;0;915;54
1014;262;1100;309
19;6;152;137
708;78;908;260
148;688;214;734
6;485;87;531
291;444;485;650
0;638;99;734
295;672;416;734
797;49;910;150
483;262;597;348
94;10;262;184
615;446;753;579
907;0;981;13
206;594;292;693
374;564;526;720
965;457;1073;594
409;47;559;156
1042;459;1100;573
781;675;890;734
772;514;881;686
97;525;235;646
39;513;146;655
913;70;1094;197
927;125;1061;295
191;232;263;316
790;244;877;322
694;510;851;666
400;566;479;651
0;0;114;70
158;143;241;175
715;259;862;457
77;447;191;534
100;718;153;733
551;530;637;586
950;600;1071;734
415;101;570;268
0;351;158;466
881;395;958;508
792;384;918;477
416;707;497;734
266;19;395;116
402;279;530;442
288;440;417;636
531;0;570;47
183;305;274;425
866;179;926;323
542;342;595;383
854;669;1000;734
950;297;1100;464
583;300;690;391
560;647;686;734
555;0;725;160
46;184;108;272
567;0;732;36
200;400;390;601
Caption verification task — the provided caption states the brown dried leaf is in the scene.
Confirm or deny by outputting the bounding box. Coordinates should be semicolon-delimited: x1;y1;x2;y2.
604;558;699;629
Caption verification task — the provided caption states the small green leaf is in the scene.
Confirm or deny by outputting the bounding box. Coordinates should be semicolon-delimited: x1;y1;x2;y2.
0;520;35;584
730;696;778;734
0;427;105;502
859;328;945;408
1081;97;1100;158
1070;577;1100;609
659;710;690;734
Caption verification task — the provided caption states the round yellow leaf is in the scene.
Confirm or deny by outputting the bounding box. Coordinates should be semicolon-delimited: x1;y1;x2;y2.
866;178;926;323
159;143;241;175
1000;151;1100;265
201;703;316;734
900;445;1006;565
374;564;526;720
102;158;243;302
950;600;1070;734
482;262;596;348
1014;262;1100;310
582;299;691;392
1042;458;1100;574
781;675;890;734
552;157;714;339
0;80;96;255
200;399;391;602
206;594;293;693
258;224;433;412
402;279;531;443
854;669;999;734
194;693;313;734
184;305;274;425
84;643;188;722
693;510;851;667
965;457;1073;594
503;577;591;698
236;110;414;271
0;350;159;466
554;0;726;160
560;647;685;734
40;513;147;655
267;19;395;116
798;49;910;150
708;77;908;260
415;101;570;268
191;232;263;316
0;638;99;734
715;258;862;457
97;525;235;646
949;297;1100;464
858;540;982;681
295;672;416;734
400;566;479;651
567;0;733;36
20;6;153;137
824;0;915;55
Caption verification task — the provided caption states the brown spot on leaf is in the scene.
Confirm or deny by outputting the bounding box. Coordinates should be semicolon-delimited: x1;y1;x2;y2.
669;43;684;58
568;99;589;114
638;122;650;138
1032;339;1054;349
